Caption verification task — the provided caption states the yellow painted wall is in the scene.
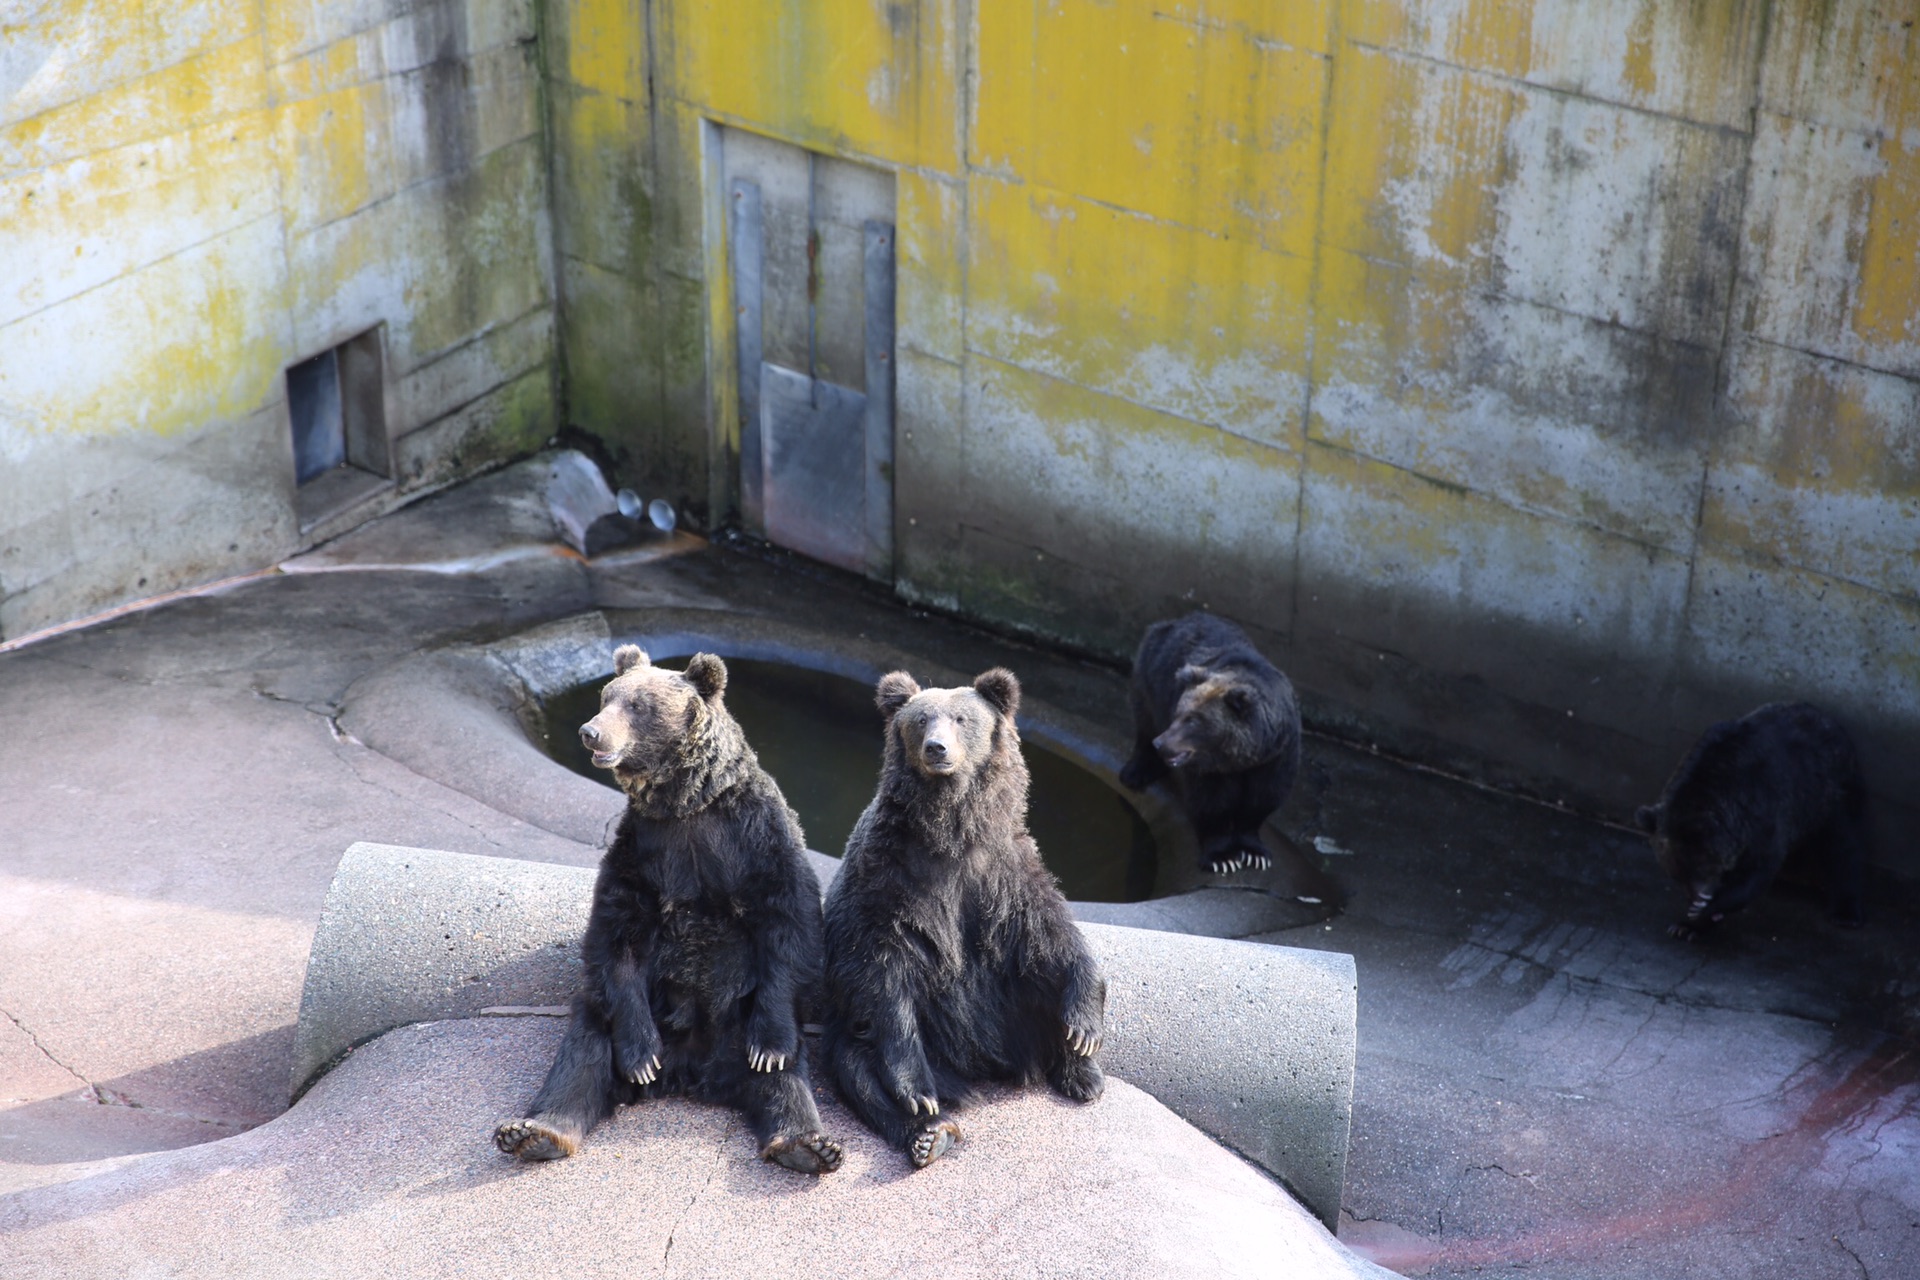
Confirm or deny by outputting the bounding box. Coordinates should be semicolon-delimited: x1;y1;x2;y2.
1;0;557;639
552;0;1920;840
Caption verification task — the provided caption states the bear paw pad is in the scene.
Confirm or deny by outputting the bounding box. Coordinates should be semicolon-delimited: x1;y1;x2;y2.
908;1120;962;1169
762;1132;844;1175
494;1119;575;1162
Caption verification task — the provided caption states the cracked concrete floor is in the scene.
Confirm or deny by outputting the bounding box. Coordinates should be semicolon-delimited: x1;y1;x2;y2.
1264;745;1920;1277
1;458;1917;1275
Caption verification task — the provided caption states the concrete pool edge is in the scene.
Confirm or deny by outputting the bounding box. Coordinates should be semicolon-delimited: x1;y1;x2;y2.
289;842;1358;1230
337;607;1328;934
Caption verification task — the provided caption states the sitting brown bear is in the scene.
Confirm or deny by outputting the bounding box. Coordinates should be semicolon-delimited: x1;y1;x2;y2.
493;645;842;1174
821;667;1107;1168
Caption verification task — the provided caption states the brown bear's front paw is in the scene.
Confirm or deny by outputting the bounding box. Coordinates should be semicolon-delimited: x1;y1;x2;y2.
762;1132;844;1175
614;1025;663;1085
493;1118;577;1162
1050;1053;1105;1103
1668;911;1725;942
1204;850;1264;875
908;1120;962;1169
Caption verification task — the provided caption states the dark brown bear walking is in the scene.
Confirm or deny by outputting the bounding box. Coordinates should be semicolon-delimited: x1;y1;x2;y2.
1636;701;1868;941
493;645;842;1174
822;667;1107;1168
1119;612;1301;875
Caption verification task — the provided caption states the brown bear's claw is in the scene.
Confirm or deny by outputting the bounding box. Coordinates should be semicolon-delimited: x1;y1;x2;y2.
1064;1022;1102;1057
747;1048;790;1072
905;1092;940;1116
624;1053;662;1085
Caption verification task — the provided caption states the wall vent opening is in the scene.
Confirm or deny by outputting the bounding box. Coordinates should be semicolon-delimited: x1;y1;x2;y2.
286;326;392;529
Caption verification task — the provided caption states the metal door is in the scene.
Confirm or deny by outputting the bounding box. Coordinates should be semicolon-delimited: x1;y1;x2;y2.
724;133;895;580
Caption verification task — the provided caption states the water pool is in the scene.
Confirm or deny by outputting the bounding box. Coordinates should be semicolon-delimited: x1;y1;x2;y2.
539;657;1161;903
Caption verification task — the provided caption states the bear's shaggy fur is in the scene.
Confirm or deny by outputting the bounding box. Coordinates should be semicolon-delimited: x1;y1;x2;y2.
493;645;842;1174
821;667;1107;1168
1636;701;1868;941
1118;612;1301;875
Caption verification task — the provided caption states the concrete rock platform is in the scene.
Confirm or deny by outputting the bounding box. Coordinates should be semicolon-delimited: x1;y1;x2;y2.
0;1017;1390;1280
2;452;1916;1276
287;842;1358;1225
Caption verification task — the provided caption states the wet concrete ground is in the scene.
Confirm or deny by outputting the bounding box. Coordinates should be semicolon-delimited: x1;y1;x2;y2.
1263;746;1920;1277
1;457;1915;1275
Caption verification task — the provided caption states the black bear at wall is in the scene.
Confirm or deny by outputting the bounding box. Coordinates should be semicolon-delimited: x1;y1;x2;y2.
822;667;1107;1168
1119;611;1302;875
493;645;842;1174
1637;701;1869;941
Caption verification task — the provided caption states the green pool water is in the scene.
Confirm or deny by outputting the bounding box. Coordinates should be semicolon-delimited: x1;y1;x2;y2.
540;657;1160;903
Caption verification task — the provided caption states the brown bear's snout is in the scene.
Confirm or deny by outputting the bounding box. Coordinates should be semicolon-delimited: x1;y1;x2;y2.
916;718;958;775
580;716;622;768
1153;728;1196;770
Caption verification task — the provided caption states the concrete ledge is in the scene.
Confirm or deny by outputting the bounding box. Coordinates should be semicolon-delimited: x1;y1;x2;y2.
337;613;624;849
6;1018;1390;1279
290;843;1357;1227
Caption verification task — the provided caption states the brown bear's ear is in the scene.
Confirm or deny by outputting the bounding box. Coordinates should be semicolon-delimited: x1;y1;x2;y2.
1634;804;1662;833
1175;663;1210;687
972;667;1020;719
684;652;728;700
875;671;921;720
613;644;650;675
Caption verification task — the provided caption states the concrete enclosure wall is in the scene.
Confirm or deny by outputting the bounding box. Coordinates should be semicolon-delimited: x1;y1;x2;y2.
552;0;1920;869
6;2;1916;869
1;0;558;639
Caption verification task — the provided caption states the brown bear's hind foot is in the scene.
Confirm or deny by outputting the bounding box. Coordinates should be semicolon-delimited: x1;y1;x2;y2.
908;1120;962;1169
761;1132;844;1175
493;1117;578;1161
